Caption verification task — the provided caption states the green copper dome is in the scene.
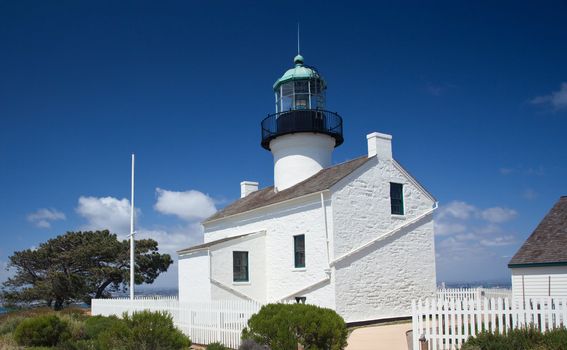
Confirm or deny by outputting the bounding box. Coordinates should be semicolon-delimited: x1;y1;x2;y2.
273;55;325;90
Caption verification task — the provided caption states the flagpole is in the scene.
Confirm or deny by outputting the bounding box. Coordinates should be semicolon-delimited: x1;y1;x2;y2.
130;154;135;300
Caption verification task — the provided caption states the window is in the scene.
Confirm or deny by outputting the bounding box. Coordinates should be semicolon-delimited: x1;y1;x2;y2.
294;235;305;268
233;251;249;282
390;183;404;215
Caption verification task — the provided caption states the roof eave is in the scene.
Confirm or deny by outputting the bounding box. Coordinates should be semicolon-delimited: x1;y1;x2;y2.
202;189;330;226
508;261;567;268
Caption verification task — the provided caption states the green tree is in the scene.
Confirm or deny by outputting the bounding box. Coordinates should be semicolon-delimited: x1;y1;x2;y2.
1;230;172;309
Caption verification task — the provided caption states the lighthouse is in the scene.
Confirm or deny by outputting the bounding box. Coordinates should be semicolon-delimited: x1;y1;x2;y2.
261;54;344;191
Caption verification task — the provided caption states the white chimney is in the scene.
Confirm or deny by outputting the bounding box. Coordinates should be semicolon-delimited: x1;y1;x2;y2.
367;132;392;159
240;181;259;198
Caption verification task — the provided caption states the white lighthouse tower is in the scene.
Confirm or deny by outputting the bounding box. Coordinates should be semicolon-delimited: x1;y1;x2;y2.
261;54;344;191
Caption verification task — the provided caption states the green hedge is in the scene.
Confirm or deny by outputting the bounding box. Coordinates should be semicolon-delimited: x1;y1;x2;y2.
1;309;191;350
242;303;348;350
98;310;191;350
462;326;567;350
207;342;229;350
13;314;69;347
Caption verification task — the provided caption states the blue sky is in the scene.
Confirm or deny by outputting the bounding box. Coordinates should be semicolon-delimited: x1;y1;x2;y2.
1;1;566;289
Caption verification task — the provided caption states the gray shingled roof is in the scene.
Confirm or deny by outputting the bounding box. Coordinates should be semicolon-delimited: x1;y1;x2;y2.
177;233;252;255
509;196;567;267
203;156;372;223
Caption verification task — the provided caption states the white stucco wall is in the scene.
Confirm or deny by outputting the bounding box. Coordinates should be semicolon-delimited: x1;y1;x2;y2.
209;234;267;302
511;266;567;301
203;194;335;309
178;250;211;303
331;157;437;322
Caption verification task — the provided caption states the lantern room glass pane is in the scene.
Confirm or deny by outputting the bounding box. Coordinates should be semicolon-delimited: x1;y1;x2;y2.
295;94;309;109
282;82;293;97
282;95;293;111
294;81;308;93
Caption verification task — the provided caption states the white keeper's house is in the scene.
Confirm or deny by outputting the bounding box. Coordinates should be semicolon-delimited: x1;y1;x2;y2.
177;53;438;323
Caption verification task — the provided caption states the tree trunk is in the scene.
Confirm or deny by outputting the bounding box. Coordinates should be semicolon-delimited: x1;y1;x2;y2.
54;298;64;310
95;279;114;299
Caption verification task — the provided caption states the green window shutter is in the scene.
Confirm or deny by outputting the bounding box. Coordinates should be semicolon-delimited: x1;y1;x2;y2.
233;251;249;282
390;183;404;215
294;235;305;268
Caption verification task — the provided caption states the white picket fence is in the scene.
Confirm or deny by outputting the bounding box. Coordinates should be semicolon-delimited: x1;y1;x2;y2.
437;287;512;301
412;297;567;350
91;297;262;349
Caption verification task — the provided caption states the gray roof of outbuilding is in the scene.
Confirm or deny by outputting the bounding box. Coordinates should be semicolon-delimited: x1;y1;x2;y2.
509;196;567;267
203;156;372;223
177;233;253;255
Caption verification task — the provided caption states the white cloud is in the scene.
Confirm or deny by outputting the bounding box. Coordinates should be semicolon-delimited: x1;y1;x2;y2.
436;201;476;220
76;196;137;235
27;208;66;228
434;200;521;282
480;235;516;247
135;223;204;289
531;82;567;111
434;222;466;236
480;207;517;223
154;188;216;221
137;223;203;255
499;167;514;175
523;188;538;200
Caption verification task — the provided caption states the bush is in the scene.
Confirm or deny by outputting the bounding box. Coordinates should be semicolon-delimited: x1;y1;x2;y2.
13;314;69;346
242;303;348;350
97;310;191;350
242;304;296;350
239;339;269;350
84;315;124;339
0;315;25;335
207;341;229;350
461;326;567;350
543;327;567;349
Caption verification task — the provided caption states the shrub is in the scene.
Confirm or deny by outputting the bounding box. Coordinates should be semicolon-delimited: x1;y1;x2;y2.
0;315;25;335
84;315;124;339
97;310;190;350
239;339;269;350
461;326;567;350
207;341;229;349
543;327;567;349
242;304;297;350
242;303;348;350
13;314;69;346
293;303;348;350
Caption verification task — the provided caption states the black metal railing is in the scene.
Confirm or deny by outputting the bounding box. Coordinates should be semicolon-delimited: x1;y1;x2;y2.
261;109;343;150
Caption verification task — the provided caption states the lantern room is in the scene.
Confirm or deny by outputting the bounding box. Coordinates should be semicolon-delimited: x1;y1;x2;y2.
274;54;326;112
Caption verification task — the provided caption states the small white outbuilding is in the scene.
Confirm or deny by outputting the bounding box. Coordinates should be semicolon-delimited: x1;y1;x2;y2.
509;196;567;302
177;53;438;323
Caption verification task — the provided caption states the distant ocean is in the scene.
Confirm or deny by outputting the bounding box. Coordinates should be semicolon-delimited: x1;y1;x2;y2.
0;306;6;314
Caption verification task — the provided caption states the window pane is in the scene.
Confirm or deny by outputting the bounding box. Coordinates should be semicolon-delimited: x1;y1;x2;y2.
281;95;293;111
390;183;404;215
294;81;308;93
282;82;294;96
294;94;309;109
294;235;305;268
233;251;249;282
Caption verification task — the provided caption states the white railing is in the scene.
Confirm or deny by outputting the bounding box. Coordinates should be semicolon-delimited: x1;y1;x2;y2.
92;298;262;349
412;297;567;350
437;288;512;301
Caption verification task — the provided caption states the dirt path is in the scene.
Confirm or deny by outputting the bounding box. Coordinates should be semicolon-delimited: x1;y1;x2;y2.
346;322;411;350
